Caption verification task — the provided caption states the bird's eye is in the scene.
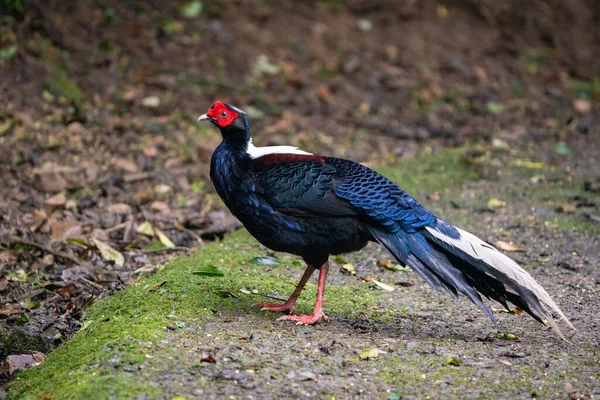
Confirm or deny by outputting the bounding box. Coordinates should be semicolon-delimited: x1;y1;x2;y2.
220;111;228;119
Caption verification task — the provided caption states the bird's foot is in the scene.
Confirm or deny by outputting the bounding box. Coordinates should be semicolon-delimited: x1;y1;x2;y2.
277;312;329;325
256;301;296;314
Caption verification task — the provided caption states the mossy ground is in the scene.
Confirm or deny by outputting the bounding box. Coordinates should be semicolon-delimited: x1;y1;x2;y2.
8;145;599;399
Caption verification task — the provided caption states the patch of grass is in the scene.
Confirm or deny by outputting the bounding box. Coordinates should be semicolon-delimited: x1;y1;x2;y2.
377;148;479;196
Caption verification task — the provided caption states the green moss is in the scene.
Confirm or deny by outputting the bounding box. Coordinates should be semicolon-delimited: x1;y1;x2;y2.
8;229;386;399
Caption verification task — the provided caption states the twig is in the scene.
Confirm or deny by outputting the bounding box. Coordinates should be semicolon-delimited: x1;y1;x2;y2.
182;227;204;245
103;222;128;234
142;246;192;254
251;292;288;302
6;236;81;265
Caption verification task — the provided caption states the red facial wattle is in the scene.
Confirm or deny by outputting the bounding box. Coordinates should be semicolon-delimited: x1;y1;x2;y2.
207;101;239;127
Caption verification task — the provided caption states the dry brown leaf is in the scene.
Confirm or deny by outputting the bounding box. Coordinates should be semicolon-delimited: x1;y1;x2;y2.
156;229;176;248
340;263;355;275
495;241;526;252
371;279;395;292
92;238;124;266
360;348;386;360
51;221;82;240
487;198;506;209
558;203;576;213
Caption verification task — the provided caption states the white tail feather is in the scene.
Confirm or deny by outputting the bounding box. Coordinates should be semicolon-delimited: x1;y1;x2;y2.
426;225;574;331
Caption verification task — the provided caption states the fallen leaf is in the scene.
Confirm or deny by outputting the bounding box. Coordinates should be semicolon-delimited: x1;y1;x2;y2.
444;356;460;366
137;221;155;236
92;238;124;266
200;352;216;363
554;142;570;155
486;101;505;114
142;96;160;108
107;203;132;214
51;221;82;240
511;160;543;169
180;0;203;18
156;229;175;248
22;297;40;310
360;348;386;360
557;203;576;213
0;44;18;60
426;192;441;201
0;353;45;376
56;283;78;297
150;201;169;213
249;256;279;265
495;241;526;252
378;259;409;271
495;332;518;341
44;193;67;208
340;263;355;275
192;265;224;277
487;198;506;209
0;307;23;317
148;281;167;292
371;279;395;292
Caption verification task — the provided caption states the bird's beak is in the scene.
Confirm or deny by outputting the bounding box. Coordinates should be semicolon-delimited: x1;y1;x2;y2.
198;113;210;121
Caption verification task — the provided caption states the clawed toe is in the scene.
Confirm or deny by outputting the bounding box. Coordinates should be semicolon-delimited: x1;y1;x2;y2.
277;313;328;325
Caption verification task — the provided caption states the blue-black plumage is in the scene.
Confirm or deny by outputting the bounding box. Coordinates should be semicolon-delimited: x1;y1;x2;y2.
200;101;573;335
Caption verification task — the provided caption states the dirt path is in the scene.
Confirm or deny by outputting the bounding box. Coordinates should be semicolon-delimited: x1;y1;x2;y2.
5;140;599;399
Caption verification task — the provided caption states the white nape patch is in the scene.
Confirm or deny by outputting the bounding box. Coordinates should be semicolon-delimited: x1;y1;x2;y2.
425;224;573;330
246;140;312;159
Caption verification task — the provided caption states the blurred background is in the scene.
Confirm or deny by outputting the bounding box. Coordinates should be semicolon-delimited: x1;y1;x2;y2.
0;0;598;380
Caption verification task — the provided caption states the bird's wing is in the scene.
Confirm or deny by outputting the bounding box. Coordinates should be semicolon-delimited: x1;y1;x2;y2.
327;157;436;233
253;156;435;231
254;158;357;217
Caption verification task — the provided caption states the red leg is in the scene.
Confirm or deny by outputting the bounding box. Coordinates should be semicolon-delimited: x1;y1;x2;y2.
256;264;316;314
278;261;329;325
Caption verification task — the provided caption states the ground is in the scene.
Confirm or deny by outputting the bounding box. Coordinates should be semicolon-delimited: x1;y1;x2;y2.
0;0;599;397
6;143;600;399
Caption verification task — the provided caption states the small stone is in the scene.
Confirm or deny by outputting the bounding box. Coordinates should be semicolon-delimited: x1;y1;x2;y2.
150;201;169;213
0;353;45;376
32;163;86;193
142;96;160;108
66;121;90;140
65;200;77;210
114;158;138;173
143;146;158;158
342;54;361;74
573;99;591;114
99;213;119;229
44;193;67;209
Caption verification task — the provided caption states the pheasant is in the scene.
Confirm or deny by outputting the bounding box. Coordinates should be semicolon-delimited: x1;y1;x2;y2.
199;101;572;335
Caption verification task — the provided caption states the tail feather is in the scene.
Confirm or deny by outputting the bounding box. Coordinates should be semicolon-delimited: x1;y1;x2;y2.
367;219;574;337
